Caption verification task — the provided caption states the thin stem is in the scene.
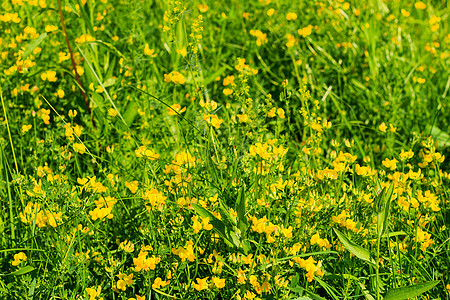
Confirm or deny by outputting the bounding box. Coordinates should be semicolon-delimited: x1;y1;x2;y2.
56;0;96;129
376;236;381;300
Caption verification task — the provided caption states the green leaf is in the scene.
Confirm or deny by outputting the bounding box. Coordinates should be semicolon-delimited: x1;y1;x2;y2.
218;203;236;229
192;203;234;248
314;276;340;300
122;101;138;126
341;274;375;300
103;77;116;88
377;182;394;237
28;278;36;300
373;185;386;213
333;229;375;265
426;125;450;147
382;231;407;238
76;0;95;36
290;286;327;300
235;185;248;233
8;266;35;276
204;66;228;86
384;281;439;300
23;33;47;59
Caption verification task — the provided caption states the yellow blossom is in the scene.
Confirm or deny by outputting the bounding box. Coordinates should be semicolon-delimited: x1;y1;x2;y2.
212;277;226;288
164;71;185;84
73;143;86;154
11;252;27;266
193;277;209;291
378;122;387;132
125;181;139;194
45;25;58;32
22;124;32;133
286;12;297;20
144;43;157;57
414;1;426;9
168;103;186;116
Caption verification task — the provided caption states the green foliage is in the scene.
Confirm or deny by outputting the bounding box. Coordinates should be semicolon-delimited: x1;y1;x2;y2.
0;0;448;299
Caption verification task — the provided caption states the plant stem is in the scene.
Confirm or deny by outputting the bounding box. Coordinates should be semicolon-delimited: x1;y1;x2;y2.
56;0;96;129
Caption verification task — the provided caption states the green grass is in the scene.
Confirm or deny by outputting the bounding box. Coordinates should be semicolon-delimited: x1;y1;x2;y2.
0;0;449;299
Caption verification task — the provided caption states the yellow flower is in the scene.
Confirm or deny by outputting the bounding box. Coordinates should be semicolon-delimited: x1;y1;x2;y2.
144;43;157;57
223;88;233;96
249;29;268;46
417;78;426;84
176;47;187;57
41;70;58;82
268;107;276;118
237;114;249;123
168;103;186;116
73;143;86;154
135;145;160;160
202;217;213;231
378;122;387;132
125;181;139;194
277;108;285;119
203;114;223;129
198;4;209;13
388;123;397;132
85;286;103;300
245;290;256;299
11;252;27;266
133;251;161;272
382;158;398;171
22;124;32;133
212;277;225;288
57;89;65;98
108;108;118;117
298;25;313;37
119;240;135;253
68;109;78;118
116;280;127;291
193;277;209;291
286;12;297;20
401;9;410;17
286;33;295;47
222;75;234;86
192;216;203;233
414;1;426;9
164;71;185;84
45;25;58;32
75;34;96;44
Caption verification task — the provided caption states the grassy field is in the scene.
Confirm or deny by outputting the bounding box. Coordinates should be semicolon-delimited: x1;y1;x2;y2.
0;0;449;299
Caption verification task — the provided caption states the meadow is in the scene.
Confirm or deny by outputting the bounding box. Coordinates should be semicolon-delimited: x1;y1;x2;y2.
0;0;449;299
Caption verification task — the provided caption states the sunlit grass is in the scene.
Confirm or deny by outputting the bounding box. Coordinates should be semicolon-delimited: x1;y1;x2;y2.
0;0;448;299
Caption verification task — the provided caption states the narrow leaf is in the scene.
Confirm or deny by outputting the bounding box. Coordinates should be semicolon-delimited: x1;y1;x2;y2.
28;278;36;300
23;33;47;59
235;185;248;233
377;182;394;237
426;125;450;147
384;281;439;300
290;286;327;300
8;266;35;276
334;229;375;265
382;231;407;238
192;204;234;248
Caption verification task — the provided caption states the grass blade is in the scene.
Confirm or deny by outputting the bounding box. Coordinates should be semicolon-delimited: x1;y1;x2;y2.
6;266;35;276
384;281;440;300
23;33;47;59
333;229;375;265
